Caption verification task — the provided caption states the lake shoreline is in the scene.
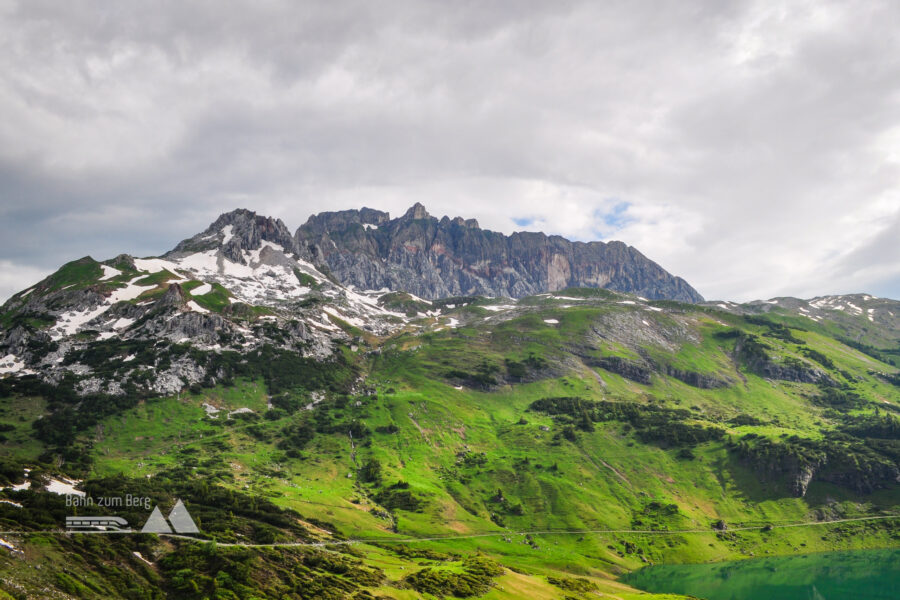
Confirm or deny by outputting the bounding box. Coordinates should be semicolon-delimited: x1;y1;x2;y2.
621;547;900;600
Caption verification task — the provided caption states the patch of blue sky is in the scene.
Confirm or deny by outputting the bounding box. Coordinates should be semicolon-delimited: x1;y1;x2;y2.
592;201;633;238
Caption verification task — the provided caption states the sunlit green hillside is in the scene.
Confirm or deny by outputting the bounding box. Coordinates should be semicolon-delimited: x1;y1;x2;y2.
1;291;898;599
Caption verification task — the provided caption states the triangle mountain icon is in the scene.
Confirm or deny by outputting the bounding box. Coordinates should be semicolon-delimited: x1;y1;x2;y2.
167;499;200;534
141;506;173;534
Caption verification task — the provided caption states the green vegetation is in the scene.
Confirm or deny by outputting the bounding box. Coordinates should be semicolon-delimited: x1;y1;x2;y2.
42;257;104;292
378;292;431;317
529;397;725;447
189;282;232;312
1;290;899;599
134;269;181;288
293;268;321;289
404;556;503;597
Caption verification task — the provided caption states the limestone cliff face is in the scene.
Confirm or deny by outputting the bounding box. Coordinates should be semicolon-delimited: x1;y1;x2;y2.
295;203;704;302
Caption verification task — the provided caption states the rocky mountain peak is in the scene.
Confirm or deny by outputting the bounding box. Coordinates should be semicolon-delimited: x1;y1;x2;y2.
402;202;431;221
359;207;391;225
298;207;390;236
167;208;296;264
447;216;480;228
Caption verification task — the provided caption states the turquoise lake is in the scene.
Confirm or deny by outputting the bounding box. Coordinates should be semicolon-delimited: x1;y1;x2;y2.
621;548;900;599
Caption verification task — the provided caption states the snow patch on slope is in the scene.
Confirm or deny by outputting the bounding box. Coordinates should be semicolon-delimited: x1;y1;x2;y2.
49;275;155;339
46;476;84;496
99;264;121;280
53;305;112;338
0;354;27;374
191;283;213;296
134;257;180;274
187;301;209;314
112;317;135;330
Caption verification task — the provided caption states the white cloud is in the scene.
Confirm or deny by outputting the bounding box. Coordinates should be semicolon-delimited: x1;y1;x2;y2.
0;0;898;302
0;261;50;304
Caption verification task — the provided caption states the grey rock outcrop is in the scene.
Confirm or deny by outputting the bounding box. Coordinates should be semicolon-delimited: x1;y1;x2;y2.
167;208;296;264
294;203;703;302
587;356;653;384
756;362;834;385
665;366;731;389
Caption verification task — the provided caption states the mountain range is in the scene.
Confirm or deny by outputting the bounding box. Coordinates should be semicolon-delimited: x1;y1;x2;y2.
294;203;704;302
168;205;704;302
0;205;705;389
0;206;898;600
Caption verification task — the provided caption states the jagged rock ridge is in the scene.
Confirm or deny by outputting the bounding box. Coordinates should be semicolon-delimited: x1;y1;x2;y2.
294;203;703;302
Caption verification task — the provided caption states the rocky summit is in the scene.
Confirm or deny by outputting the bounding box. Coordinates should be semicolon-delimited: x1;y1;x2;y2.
295;203;704;302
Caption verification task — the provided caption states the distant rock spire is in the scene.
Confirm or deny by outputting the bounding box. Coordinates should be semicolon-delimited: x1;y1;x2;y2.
403;202;430;220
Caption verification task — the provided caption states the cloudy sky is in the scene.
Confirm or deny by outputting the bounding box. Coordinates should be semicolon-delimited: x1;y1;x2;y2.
1;0;899;303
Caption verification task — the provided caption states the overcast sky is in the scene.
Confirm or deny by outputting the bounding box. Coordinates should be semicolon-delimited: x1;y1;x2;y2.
1;0;899;303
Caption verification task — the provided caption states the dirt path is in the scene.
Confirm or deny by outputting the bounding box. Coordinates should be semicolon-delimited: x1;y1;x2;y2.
160;513;900;548
3;514;896;547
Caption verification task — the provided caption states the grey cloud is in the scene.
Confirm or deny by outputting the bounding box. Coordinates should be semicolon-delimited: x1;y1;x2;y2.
1;0;899;303
827;210;900;298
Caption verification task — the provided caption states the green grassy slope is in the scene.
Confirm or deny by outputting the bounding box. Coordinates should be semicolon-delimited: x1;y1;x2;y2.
1;293;898;599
